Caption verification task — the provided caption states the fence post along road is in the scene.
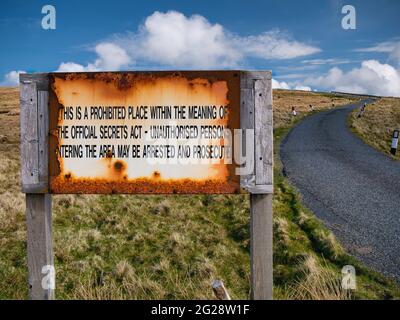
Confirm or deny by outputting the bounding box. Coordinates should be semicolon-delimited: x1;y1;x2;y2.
391;129;399;156
19;71;273;300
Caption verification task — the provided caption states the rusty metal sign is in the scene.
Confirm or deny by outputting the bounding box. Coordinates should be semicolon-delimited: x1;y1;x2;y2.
20;70;273;300
48;71;241;194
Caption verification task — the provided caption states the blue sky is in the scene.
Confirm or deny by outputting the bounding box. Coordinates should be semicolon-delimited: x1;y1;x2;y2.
1;0;399;96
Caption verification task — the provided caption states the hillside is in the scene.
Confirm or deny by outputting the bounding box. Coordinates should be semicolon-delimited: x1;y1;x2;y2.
349;98;400;161
0;87;399;299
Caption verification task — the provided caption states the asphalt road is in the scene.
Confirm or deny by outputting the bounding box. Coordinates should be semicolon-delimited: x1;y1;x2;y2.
280;100;400;282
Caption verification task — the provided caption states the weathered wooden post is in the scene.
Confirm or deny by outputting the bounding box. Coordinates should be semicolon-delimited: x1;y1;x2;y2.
20;74;54;300
212;280;232;300
240;71;273;300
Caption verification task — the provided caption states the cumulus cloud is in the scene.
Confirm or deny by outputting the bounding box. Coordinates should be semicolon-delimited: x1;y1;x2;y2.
272;79;312;91
304;60;400;97
129;11;320;67
272;79;291;90
56;43;131;72
1;70;26;86
57;62;88;72
56;11;320;71
90;43;131;70
129;11;239;68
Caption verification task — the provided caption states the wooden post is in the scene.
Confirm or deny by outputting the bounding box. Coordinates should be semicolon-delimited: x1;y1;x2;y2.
26;194;54;300
20;74;54;300
250;194;273;300
212;280;232;300
391;129;399;156
240;71;273;300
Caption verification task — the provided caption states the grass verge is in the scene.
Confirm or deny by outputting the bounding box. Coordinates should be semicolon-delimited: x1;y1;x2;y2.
273;115;400;299
349;97;400;161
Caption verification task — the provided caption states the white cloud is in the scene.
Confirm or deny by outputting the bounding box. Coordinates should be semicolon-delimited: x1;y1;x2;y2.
272;79;291;90
130;11;239;68
90;43;131;70
304;60;400;97
56;43;131;72
272;79;312;92
294;85;312;91
355;40;400;65
237;30;321;60
57;62;87;72
301;58;351;65
1;70;26;86
355;41;399;53
127;11;320;67
56;11;320;71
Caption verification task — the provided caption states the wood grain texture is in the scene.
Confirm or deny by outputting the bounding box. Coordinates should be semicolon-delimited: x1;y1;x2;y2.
38;91;49;185
254;79;273;186
245;184;273;195
240;73;255;187
26;194;54;300
20;74;49;193
20;73;49;90
20;81;39;188
240;71;273;193
250;193;273;300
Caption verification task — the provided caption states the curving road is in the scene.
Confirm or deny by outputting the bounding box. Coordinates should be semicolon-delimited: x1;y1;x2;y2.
280;100;400;282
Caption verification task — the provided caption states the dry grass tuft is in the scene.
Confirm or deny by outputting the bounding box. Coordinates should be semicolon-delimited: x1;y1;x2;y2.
286;255;352;300
350;98;400;160
114;260;135;281
274;217;291;246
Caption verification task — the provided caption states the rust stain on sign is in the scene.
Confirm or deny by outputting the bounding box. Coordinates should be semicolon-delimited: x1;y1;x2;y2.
48;71;241;194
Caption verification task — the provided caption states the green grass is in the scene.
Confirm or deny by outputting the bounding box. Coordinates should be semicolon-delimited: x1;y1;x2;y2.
0;88;399;299
51;194;251;299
